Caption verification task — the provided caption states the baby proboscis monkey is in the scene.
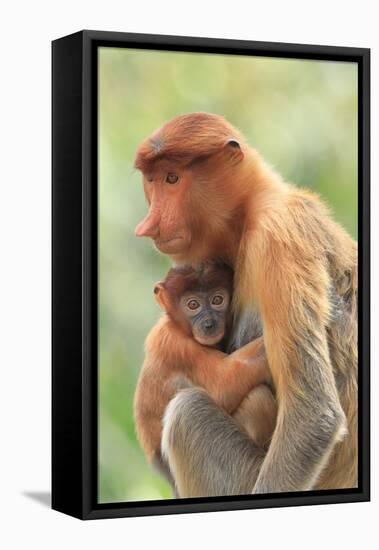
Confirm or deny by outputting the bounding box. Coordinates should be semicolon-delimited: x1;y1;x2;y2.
134;262;275;492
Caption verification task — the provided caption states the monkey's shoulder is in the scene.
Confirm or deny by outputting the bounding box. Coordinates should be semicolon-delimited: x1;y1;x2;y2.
144;315;176;352
247;187;356;273
287;189;356;250
144;314;198;369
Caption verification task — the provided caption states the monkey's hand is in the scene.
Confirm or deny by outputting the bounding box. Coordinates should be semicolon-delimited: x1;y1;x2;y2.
203;338;272;414
184;336;269;415
225;337;271;389
227;337;266;369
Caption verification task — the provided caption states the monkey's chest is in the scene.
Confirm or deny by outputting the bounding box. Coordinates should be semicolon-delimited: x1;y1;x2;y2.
226;309;263;353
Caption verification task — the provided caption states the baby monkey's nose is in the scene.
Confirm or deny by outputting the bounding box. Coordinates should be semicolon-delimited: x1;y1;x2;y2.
203;318;216;332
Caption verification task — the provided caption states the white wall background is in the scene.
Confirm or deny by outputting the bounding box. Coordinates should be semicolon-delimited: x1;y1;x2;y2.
0;1;376;548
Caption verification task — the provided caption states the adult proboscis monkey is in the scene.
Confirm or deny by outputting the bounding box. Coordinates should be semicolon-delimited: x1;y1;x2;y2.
134;112;357;496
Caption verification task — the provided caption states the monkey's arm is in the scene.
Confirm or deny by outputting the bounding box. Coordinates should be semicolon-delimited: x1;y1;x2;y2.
186;336;271;414
249;234;346;493
147;317;270;414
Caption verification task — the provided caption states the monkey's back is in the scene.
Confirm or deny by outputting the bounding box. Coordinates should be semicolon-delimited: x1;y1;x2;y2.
235;185;358;489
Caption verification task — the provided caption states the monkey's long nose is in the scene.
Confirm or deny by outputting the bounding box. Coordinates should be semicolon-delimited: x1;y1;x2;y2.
134;210;160;238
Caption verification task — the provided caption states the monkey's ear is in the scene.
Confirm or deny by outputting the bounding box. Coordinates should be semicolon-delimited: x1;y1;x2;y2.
153;281;167;310
224;138;244;163
153;281;164;294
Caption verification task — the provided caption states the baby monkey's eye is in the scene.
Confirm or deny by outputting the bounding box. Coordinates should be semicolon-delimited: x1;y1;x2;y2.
187;299;200;311
212;295;224;306
166;173;179;184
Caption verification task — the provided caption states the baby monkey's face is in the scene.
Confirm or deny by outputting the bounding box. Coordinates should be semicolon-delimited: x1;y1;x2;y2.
180;287;230;346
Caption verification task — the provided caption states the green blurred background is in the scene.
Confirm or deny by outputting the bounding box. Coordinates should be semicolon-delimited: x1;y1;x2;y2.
98;47;358;503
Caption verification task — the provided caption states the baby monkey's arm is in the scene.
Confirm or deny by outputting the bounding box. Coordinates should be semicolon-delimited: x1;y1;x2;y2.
187;336;271;414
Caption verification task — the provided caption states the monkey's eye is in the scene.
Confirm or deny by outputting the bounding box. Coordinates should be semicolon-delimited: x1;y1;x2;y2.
187;299;200;311
212;295;224;306
166;173;179;184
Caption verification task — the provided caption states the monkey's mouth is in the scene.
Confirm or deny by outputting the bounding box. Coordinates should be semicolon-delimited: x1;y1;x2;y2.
154;236;186;253
194;331;225;347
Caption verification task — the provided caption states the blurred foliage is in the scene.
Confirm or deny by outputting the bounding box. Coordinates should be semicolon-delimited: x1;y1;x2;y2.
98;47;358;503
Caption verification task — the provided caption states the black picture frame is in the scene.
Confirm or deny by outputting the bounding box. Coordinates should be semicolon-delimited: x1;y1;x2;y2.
52;30;370;520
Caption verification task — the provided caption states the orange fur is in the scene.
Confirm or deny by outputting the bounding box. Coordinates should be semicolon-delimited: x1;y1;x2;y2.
134;276;270;463
134;113;358;491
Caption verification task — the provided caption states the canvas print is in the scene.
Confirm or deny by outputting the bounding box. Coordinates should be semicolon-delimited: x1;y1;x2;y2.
98;47;358;503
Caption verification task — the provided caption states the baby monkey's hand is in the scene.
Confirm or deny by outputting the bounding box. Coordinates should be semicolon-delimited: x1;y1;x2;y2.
227;337;267;370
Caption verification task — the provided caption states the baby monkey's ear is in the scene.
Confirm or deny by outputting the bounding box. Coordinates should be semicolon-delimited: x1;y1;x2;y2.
153;281;167;310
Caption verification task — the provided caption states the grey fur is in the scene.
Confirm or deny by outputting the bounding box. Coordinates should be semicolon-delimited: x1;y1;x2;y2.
162;388;265;496
253;344;346;493
161;248;356;495
162;287;354;495
152;451;178;497
227;308;263;353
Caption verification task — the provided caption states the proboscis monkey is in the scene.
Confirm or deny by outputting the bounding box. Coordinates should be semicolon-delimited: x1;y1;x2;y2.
134;112;357;497
134;263;275;491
